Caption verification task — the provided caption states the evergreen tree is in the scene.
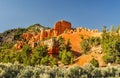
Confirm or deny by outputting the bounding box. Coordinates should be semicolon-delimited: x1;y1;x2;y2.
58;36;65;51
102;26;107;33
59;50;73;65
101;30;120;64
31;45;48;65
21;45;32;65
90;58;99;67
65;39;71;51
109;25;115;33
80;39;90;54
49;55;58;67
40;55;49;65
116;24;120;34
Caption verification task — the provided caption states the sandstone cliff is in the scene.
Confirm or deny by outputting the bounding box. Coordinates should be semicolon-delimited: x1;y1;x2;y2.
13;20;103;66
53;20;72;35
14;20;72;54
40;20;72;39
14;20;99;55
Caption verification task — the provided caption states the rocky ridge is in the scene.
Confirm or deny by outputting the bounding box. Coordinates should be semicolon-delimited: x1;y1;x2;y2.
14;20;99;54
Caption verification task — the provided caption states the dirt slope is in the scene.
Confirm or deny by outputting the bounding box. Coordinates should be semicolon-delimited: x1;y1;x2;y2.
60;30;104;66
76;46;105;66
60;30;101;53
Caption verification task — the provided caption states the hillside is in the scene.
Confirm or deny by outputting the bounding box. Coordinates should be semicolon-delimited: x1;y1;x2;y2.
0;24;48;48
0;20;120;68
60;29;100;53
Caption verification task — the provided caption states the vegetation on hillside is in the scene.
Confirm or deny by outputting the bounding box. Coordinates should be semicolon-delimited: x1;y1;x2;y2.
58;36;74;64
90;58;99;67
80;25;120;65
27;24;50;32
101;26;120;64
0;28;27;49
0;24;49;46
0;34;74;66
80;36;101;54
0;23;120;77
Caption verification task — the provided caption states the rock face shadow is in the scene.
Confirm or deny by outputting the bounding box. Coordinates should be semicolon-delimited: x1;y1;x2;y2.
71;50;81;57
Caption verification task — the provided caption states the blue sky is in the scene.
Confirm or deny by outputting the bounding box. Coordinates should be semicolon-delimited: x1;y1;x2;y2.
0;0;120;32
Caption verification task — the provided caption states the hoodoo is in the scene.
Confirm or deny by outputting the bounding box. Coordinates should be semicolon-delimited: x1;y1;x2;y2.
53;20;72;35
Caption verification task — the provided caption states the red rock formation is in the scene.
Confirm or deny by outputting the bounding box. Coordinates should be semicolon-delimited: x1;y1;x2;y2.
53;20;72;35
34;34;40;41
15;20;72;53
14;41;25;50
22;33;27;39
40;29;48;40
44;38;59;54
31;20;72;40
22;33;33;40
48;47;59;54
46;29;55;38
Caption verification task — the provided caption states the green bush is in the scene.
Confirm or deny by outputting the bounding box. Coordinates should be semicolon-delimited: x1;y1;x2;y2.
21;45;32;65
58;36;71;51
101;27;120;64
49;55;58;67
80;37;101;54
40;56;49;65
59;50;73;65
115;56;120;64
80;39;90;54
91;68;101;77
89;37;101;46
90;58;99;67
102;54;114;64
31;45;48;65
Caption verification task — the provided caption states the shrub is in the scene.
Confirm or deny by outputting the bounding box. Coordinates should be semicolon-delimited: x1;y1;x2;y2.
59;50;73;65
80;39;90;54
82;63;95;77
90;58;99;67
101;28;120;64
89;37;101;46
49;55;58;67
91;68;101;77
31;45;48;65
40;56;49;65
102;54;114;64
21;45;32;65
115;56;120;64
